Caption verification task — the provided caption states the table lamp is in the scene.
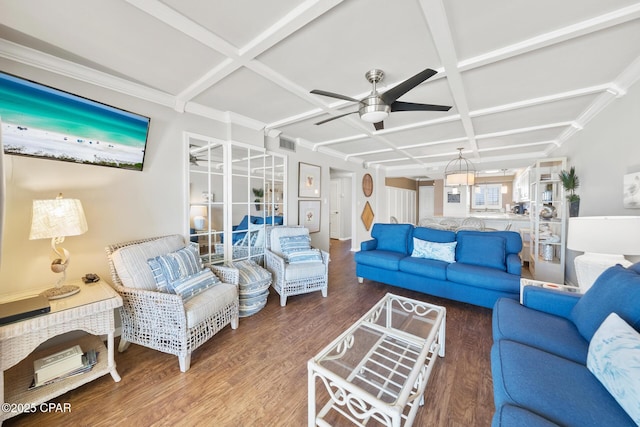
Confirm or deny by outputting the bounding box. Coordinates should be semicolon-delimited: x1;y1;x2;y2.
29;193;88;300
567;216;640;292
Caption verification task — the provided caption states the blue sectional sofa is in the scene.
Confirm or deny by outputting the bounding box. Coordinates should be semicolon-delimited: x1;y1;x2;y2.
491;263;640;426
354;223;523;308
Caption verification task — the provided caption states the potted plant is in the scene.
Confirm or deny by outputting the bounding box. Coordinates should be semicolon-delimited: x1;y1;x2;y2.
252;188;264;211
559;167;580;217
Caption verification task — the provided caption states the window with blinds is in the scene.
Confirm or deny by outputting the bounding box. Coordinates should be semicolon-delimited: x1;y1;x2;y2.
472;184;502;209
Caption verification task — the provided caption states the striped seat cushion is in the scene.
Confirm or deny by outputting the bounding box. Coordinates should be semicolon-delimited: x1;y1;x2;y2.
230;259;271;285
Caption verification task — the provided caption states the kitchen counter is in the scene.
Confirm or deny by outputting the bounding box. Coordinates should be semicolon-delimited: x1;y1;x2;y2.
430;214;530;231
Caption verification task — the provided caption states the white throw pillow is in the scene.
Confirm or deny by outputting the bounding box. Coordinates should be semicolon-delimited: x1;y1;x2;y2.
587;312;640;425
411;238;457;263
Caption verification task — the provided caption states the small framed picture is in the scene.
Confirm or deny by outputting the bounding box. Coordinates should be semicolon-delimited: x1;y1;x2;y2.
624;172;640;208
298;162;321;198
299;200;320;233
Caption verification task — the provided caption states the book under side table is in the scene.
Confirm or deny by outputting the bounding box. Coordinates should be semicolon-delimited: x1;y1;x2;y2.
0;280;123;424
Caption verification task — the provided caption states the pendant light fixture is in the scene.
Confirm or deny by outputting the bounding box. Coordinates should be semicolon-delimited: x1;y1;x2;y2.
445;148;475;186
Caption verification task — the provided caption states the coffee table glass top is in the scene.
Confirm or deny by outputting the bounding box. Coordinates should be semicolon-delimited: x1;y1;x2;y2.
313;294;445;405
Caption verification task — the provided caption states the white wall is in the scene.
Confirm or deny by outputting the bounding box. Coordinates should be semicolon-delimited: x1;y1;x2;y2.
0;59;259;299
551;80;640;285
265;136;384;253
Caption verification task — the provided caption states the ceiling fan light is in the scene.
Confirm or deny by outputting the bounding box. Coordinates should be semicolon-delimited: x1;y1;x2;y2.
360;110;389;123
359;96;390;123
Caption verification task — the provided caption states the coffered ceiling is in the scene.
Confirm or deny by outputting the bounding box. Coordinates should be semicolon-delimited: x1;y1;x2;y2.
1;0;640;179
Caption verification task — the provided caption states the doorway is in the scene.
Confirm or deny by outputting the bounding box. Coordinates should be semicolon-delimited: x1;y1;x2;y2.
329;169;354;242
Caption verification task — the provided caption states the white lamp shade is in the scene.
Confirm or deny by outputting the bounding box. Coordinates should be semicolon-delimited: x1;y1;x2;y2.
567;216;640;255
29;197;88;240
446;172;475;186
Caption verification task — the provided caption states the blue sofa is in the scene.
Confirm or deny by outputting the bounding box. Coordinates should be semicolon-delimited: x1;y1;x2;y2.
230;215;284;243
354;223;523;308
491;263;640;426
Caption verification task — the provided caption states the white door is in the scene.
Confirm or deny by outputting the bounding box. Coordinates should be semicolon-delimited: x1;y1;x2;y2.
330;179;340;239
419;186;435;219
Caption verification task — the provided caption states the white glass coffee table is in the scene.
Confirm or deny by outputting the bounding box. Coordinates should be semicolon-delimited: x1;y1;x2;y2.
308;293;446;427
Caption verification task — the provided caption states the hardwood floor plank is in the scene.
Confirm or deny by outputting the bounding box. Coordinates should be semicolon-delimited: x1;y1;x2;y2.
5;239;494;426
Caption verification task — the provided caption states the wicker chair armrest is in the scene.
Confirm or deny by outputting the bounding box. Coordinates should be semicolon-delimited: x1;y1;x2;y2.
265;249;286;284
113;283;187;326
210;264;239;285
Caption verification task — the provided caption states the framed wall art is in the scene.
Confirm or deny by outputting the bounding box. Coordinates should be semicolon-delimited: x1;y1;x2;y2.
624;172;640;208
362;173;373;197
299;200;321;233
298;162;321;198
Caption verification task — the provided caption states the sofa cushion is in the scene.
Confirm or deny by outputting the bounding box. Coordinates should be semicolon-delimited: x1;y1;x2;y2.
629;261;640;274
354;250;405;271
411;226;456;248
411;238;457;263
283;261;326;281
492;404;560;427
371;223;413;254
493;298;589;364
492;339;636;427
184;282;237;329
447;263;518;293
110;235;186;291
587;313;640;425
458;230;522;254
456;233;506;271
399;256;449;281
571;264;640;341
254;215;284;225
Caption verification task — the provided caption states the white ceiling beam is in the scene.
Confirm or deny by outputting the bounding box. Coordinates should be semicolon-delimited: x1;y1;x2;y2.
458;3;640;72
419;0;479;156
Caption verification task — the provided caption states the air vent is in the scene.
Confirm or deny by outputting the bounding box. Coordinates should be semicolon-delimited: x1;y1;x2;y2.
279;136;296;152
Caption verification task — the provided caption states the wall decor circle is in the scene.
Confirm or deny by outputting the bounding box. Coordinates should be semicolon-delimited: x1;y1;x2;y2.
362;173;373;197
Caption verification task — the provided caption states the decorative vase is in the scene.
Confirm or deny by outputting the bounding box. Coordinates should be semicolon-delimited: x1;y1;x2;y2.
569;200;580;217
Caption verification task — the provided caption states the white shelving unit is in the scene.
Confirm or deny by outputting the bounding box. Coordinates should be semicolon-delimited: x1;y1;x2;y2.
528;158;567;283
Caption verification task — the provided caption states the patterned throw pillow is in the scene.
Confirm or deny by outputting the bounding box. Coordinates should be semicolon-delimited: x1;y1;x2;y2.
411;238;457;263
147;245;203;292
587;313;640;425
168;269;221;301
286;248;323;264
279;235;311;254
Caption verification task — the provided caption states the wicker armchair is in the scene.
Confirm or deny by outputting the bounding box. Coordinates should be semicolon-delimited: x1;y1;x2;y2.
105;235;239;372
264;227;329;306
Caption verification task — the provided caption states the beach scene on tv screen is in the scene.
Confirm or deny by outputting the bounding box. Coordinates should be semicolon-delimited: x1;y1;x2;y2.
0;72;150;171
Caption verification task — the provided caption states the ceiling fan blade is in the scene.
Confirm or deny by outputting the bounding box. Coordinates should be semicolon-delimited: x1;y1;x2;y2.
380;68;438;105
314;111;358;125
310;89;360;103
374;121;384;131
391;101;451;112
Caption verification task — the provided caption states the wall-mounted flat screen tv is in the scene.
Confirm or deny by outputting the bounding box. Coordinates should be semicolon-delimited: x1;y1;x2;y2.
0;71;150;171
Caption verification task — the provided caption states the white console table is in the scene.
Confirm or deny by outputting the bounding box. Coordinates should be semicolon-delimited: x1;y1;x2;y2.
308;293;446;427
0;280;122;423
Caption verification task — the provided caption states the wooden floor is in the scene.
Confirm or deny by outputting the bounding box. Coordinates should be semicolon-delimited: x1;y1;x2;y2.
6;240;495;427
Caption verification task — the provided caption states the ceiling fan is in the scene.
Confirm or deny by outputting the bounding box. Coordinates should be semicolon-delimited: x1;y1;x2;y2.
310;68;451;130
